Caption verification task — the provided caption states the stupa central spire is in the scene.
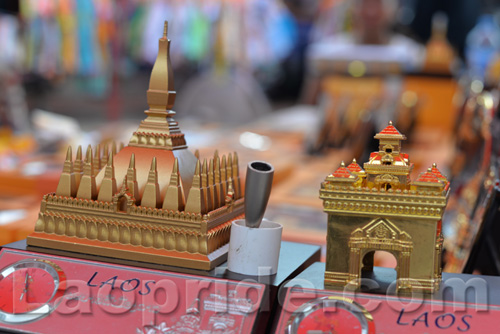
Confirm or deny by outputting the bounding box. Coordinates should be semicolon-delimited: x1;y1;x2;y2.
130;21;187;150
146;21;176;115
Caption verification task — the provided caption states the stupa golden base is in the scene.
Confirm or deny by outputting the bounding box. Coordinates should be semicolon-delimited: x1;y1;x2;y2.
27;198;243;270
27;22;244;271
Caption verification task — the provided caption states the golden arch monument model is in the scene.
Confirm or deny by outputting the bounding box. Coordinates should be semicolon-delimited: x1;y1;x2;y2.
320;122;450;294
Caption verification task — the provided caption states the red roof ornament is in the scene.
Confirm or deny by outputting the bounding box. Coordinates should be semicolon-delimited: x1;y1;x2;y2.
415;168;441;183
347;158;363;173
431;163;447;181
331;161;355;178
375;121;407;140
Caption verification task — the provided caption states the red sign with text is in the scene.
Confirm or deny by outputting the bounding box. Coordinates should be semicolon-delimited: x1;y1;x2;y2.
0;248;265;334
275;286;499;333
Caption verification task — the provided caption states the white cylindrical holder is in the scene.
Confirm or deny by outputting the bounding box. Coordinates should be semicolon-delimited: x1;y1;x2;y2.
227;219;282;276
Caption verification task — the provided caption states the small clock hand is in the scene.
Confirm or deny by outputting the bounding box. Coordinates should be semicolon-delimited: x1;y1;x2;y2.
19;272;29;301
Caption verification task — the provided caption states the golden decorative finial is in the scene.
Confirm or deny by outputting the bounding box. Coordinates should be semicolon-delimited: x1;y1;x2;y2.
340;161;345;167
194;149;200;159
427;167;432;172
352;158;357;164
432;163;437;168
389;120;393;126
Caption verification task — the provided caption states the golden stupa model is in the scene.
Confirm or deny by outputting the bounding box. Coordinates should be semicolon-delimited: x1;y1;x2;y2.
320;122;449;293
27;22;243;270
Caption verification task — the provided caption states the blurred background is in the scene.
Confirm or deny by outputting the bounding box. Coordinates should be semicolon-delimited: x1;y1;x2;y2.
1;0;500;275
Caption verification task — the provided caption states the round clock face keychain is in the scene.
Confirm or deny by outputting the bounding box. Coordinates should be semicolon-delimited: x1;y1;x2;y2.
0;259;66;324
286;296;375;334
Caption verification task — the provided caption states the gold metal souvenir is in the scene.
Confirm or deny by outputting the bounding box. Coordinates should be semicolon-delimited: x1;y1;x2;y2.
320;122;449;293
27;22;243;270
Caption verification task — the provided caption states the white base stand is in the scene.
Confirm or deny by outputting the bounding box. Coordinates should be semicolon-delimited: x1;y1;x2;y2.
227;219;283;276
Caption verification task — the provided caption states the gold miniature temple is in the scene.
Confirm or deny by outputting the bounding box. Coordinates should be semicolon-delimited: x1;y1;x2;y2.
321;122;449;293
27;22;243;270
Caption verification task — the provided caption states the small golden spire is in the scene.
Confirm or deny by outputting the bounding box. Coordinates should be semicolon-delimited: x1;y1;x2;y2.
208;158;220;209
126;153;139;203
221;155;228;197
232;152;241;199
63;145;73;163
194;149;200;159
427;167;432;173
128;153;135;169
76;145;83;161
103;144;109;163
227;153;233;180
76;145;97;199
185;160;206;214
352;158;357;164
141;157;161;208
389;120;393;126
104;154;115;177
226;153;234;199
74;145;83;187
340;161;345;167
56;146;77;197
214;155;224;206
432;163;437;168
97;152;117;202
202;159;213;212
163;158;185;211
94;144;102;173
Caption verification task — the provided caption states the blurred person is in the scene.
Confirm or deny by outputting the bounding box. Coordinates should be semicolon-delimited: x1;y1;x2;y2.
304;0;425;104
352;0;400;44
